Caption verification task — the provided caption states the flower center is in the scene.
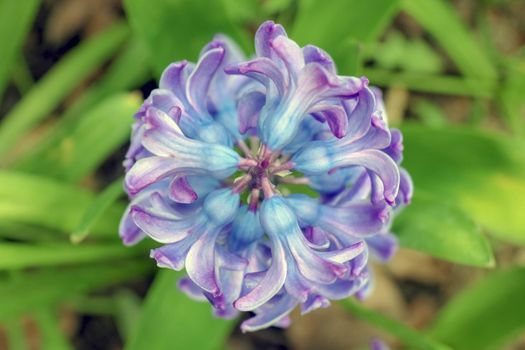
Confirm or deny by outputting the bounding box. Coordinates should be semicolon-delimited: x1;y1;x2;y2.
231;138;306;209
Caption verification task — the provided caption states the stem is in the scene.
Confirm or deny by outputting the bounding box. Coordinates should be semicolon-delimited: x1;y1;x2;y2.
237;139;253;159
232;175;252;193
261;176;274;198
248;188;260;211
278;176;309;185
340;299;451;350
270;161;294;174
238;158;258;169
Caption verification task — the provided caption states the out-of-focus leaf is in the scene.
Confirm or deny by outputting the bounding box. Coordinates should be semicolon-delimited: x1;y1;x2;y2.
0;22;129;158
500;59;525;135
114;290;142;342
34;309;73;350
5;317;26;350
341;299;451;350
412;99;447;128
402;0;497;79
123;0;246;77
0;171;124;237
292;0;400;71
0;261;151;322
72;177;125;243
0;0;40;99
430;268;525;349
364;31;444;74
364;68;496;97
127;270;235;350
401;124;525;245
393;192;494;267
15;93;140;182
0;242;144;270
14;39;150;167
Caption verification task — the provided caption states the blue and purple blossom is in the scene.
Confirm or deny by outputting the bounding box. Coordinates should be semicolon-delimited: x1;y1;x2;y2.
120;21;413;332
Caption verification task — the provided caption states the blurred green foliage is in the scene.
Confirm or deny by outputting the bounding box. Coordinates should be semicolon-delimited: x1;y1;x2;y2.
0;0;524;349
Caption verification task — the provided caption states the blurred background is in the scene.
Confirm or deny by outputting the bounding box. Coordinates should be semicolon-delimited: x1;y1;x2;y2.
0;0;524;349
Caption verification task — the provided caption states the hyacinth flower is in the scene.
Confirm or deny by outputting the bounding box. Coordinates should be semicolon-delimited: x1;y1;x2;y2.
120;20;412;332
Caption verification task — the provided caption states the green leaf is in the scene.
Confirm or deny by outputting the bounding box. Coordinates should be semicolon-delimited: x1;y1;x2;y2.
16;93;140;182
401;124;525;245
0;171;124;237
430;268;525;349
123;0;245;77
499;59;525;135
292;0;400;72
5;317;27;350
14;39;150;167
0;0;40;99
402;0;497;80
363;68;496;97
127;270;235;350
0;22;129;158
0;242;144;270
0;261;151;322
34;309;73;350
393;192;494;267
340;299;451;350
71;177;125;243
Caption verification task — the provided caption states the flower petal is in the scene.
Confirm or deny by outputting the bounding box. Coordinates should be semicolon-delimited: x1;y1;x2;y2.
169;175;198;204
186;228;221;295
240;294;297;333
130;205;195;243
234;236;287;311
237;90;266;134
186;47;225;114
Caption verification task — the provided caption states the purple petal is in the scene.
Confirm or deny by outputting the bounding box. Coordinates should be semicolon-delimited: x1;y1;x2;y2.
303;45;335;73
240;294;297;333
366;233;398;262
150;236;198;270
284;263;309;302
186;47;225;113
285;231;345;283
234;236;287;311
169;176;198;204
344;85;375;142
270;35;305;76
159;61;191;104
320;201;390;238
225;58;286;95
125;156;180;195
398;168;413;205
318;241;366;263
186;228;221;295
130;205;194;243
383;128;404;163
178;277;207;301
333;149;400;204
300;294;330;315
255;20;287;58
311;104;348;138
118;207;145;246
237;90;266;134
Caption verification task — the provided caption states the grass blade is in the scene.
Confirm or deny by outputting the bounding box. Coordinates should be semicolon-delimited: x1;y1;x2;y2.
0;171;124;237
0;242;145;270
72;177;125;243
127;270;235;350
0;260;151;322
0;22;129;158
402;0;497;79
0;0;40;99
341;299;451;350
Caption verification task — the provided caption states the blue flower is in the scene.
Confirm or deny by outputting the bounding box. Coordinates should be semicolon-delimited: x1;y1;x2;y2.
120;20;412;332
